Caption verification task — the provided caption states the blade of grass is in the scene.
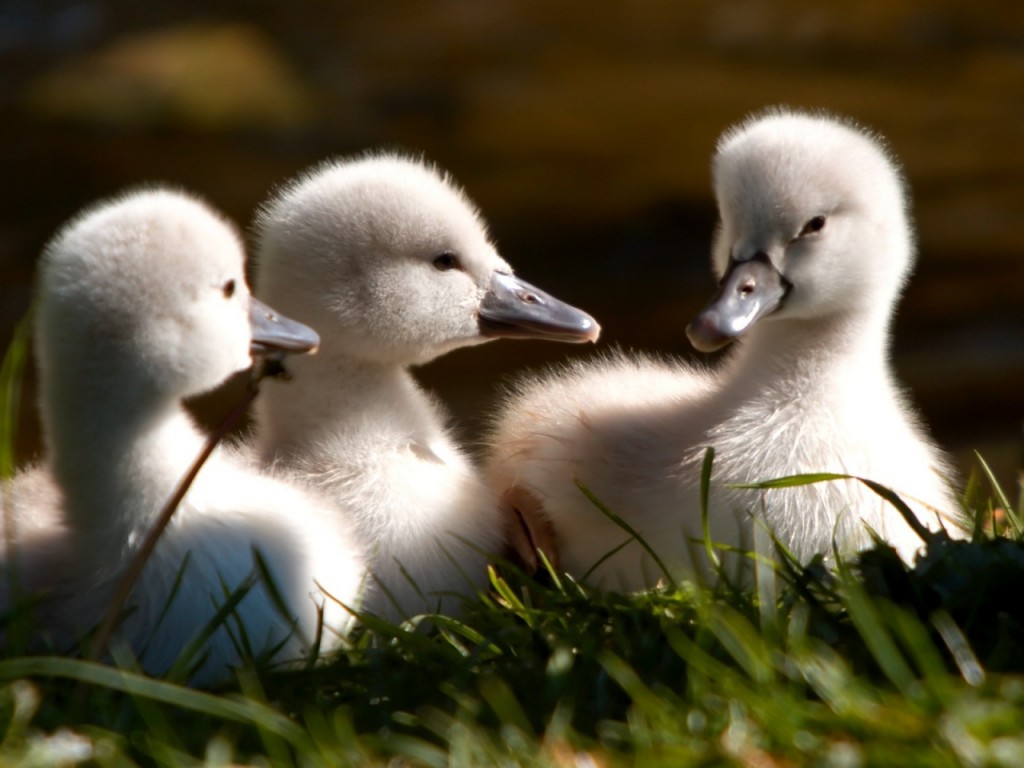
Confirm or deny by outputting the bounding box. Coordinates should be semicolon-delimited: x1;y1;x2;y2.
488;566;532;624
974;451;1022;537
107;645;187;755
0;656;307;744
730;472;851;490
599;651;681;722
432;614;502;659
478;673;534;736
163;574;259;684
535;547;564;593
706;604;775;686
732;472;935;545
579;535;634;584
930;609;984;687
881;603;952;689
788;638;877;719
855;478;935;545
835;561;916;694
0;310;31;481
699;447;721;570
750;510;779;637
666;627;738;689
574;480;674;585
238;669;295;766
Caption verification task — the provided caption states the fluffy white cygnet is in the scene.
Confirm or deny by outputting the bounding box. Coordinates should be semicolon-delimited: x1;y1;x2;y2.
1;188;366;684
252;153;598;621
486;109;963;590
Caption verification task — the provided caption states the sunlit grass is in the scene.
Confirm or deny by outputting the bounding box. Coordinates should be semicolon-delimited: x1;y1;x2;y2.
0;319;1022;764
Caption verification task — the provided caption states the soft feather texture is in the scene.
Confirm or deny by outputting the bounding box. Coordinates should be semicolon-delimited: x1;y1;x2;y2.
1;188;366;684
252;154;590;621
485;109;963;590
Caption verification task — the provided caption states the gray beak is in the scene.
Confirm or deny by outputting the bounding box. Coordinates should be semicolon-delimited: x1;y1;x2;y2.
686;253;790;353
249;297;320;357
479;272;600;343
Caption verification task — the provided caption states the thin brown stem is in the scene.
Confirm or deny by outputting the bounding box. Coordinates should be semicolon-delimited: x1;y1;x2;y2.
86;370;265;667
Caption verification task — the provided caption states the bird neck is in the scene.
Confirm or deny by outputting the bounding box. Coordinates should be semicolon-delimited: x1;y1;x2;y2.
253;343;438;465
41;373;206;555
721;308;897;407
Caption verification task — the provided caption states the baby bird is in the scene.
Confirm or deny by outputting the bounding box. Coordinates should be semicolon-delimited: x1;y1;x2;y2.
2;188;366;684
486;109;962;590
252;153;598;621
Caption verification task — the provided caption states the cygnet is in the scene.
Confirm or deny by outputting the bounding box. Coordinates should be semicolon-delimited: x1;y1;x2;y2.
252;153;599;620
485;108;963;590
1;188;366;684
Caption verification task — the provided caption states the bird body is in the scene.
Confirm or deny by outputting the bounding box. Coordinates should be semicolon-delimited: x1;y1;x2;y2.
265;354;497;619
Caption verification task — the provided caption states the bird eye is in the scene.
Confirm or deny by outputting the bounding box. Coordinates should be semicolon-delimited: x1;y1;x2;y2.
432;252;461;271
222;279;236;298
799;216;827;237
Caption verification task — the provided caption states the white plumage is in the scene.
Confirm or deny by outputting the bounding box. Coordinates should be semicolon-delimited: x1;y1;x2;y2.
252;154;598;621
485;109;963;590
1;188;366;684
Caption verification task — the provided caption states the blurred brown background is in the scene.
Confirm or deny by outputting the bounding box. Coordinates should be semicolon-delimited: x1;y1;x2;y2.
1;1;1022;491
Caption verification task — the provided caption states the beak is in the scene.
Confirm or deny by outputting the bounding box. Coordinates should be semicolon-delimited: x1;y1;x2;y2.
686;253;790;353
479;272;600;343
249;297;321;357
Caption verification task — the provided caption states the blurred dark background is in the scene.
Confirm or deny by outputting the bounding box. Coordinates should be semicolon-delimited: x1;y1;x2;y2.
1;1;1022;491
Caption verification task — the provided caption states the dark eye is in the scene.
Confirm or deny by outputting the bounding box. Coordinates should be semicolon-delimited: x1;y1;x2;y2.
799;216;827;236
222;279;236;298
432;252;460;271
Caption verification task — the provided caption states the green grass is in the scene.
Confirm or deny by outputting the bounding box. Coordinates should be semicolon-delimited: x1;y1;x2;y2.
2;323;1024;766
4;531;1024;767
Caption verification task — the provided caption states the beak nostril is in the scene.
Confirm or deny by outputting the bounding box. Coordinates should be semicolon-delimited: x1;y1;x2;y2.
740;280;756;296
